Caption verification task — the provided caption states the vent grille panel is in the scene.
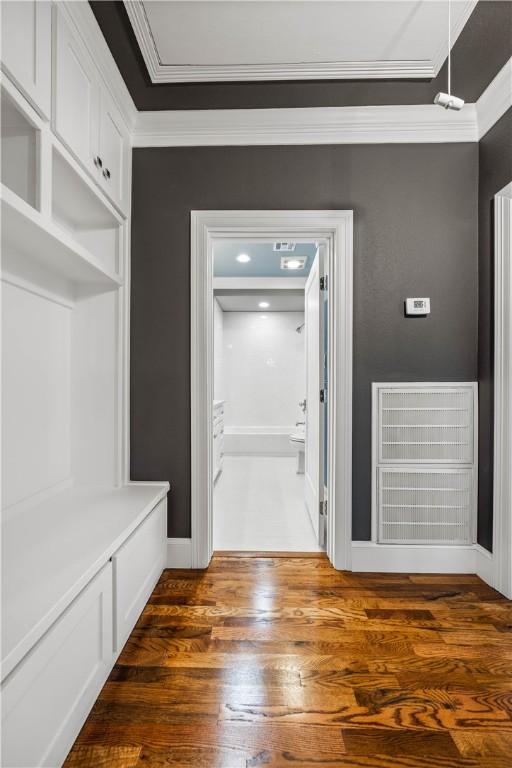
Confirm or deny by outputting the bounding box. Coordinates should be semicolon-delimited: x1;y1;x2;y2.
379;469;473;544
379;388;474;463
373;383;477;546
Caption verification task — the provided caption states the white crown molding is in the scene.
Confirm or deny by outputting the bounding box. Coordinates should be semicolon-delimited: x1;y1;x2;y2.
126;55;512;149
133;103;478;147
431;0;478;76
61;1;137;132
476;57;512;139
80;0;507;148
124;0;477;84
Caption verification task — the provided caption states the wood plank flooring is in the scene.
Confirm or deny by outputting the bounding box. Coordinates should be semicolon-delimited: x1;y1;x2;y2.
65;553;512;767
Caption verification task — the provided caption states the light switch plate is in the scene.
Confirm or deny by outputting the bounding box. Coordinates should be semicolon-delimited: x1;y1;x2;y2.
405;297;430;315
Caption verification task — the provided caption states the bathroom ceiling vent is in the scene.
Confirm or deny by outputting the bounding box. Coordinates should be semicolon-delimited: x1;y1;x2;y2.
273;241;296;252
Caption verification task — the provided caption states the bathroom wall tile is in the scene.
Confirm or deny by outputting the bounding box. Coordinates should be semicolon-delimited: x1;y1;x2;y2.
221;312;305;428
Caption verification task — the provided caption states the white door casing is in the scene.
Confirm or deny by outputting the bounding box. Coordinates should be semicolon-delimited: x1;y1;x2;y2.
304;248;323;542
493;183;512;598
190;210;353;570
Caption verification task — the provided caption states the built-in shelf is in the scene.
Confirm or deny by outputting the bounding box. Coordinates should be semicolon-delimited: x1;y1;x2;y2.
1;185;122;289
1;483;169;680
52;145;123;278
1;88;39;210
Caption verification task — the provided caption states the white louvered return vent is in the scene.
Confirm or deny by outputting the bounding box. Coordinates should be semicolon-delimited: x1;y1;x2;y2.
373;383;477;545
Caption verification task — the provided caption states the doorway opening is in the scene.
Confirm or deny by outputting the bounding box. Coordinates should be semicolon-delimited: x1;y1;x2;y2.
190;210;353;570
212;240;326;552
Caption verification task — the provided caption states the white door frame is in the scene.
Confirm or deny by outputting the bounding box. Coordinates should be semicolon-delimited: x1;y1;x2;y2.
190;210;353;569
493;182;512;598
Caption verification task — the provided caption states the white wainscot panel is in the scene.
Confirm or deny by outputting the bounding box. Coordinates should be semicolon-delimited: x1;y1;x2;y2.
1;279;72;510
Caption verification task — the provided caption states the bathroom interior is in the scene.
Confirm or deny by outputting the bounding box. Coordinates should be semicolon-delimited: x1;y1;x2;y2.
213;240;325;552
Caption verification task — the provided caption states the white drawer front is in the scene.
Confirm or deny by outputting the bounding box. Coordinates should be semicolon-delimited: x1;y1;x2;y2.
1;563;113;768
113;499;166;653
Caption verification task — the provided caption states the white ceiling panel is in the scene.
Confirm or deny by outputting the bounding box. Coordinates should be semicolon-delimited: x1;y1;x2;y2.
125;0;477;82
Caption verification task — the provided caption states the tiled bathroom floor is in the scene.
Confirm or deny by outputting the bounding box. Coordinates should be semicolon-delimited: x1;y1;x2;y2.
213;455;323;551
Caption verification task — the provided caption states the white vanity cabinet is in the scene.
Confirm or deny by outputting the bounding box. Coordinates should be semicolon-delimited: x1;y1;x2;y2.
1;0;52;120
213;401;225;482
53;6;129;213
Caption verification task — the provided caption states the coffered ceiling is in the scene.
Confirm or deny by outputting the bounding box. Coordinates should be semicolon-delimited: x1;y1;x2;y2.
124;0;477;83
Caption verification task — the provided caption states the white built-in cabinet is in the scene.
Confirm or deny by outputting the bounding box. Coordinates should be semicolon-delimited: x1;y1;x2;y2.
52;5;98;177
113;499;167;652
53;6;129;212
1;3;166;767
98;84;129;208
1;1;52;119
2;564;114;768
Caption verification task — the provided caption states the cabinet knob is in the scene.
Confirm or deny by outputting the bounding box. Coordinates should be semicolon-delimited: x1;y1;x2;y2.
102;168;111;180
93;155;103;169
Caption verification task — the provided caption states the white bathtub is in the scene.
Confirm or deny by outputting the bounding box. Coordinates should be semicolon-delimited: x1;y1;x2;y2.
223;426;297;455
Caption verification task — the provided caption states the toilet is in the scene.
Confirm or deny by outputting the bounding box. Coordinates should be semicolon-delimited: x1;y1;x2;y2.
289;429;305;474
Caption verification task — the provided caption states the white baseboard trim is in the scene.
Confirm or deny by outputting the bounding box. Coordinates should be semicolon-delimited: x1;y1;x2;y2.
171;538;496;587
166;538;192;568
351;542;486;575
474;543;495;587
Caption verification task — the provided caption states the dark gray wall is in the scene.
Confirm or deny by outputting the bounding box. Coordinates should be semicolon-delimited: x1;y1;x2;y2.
477;107;512;552
130;143;478;539
91;1;511;111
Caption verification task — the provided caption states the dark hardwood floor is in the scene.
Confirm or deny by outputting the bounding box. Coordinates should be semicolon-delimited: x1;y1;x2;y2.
65;553;512;767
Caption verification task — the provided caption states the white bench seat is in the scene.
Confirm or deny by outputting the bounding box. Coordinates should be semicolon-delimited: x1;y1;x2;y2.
1;483;168;681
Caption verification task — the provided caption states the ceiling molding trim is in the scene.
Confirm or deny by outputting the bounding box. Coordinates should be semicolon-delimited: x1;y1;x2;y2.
431;0;478;76
213;278;307;291
124;0;441;83
61;1;137;131
133;103;478;147
124;0;162;83
476;57;512;139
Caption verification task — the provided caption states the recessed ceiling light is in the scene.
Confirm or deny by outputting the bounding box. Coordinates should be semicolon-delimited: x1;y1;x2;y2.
258;301;270;308
236;253;251;263
281;256;307;270
281;256;306;270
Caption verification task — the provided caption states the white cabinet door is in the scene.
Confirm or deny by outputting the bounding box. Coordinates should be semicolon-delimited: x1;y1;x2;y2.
112;500;166;652
98;85;129;211
53;7;99;175
1;563;113;768
1;1;52;119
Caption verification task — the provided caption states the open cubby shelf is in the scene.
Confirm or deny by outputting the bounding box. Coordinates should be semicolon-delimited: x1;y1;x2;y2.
51;145;123;280
1;185;122;289
0;88;38;210
1;80;124;294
